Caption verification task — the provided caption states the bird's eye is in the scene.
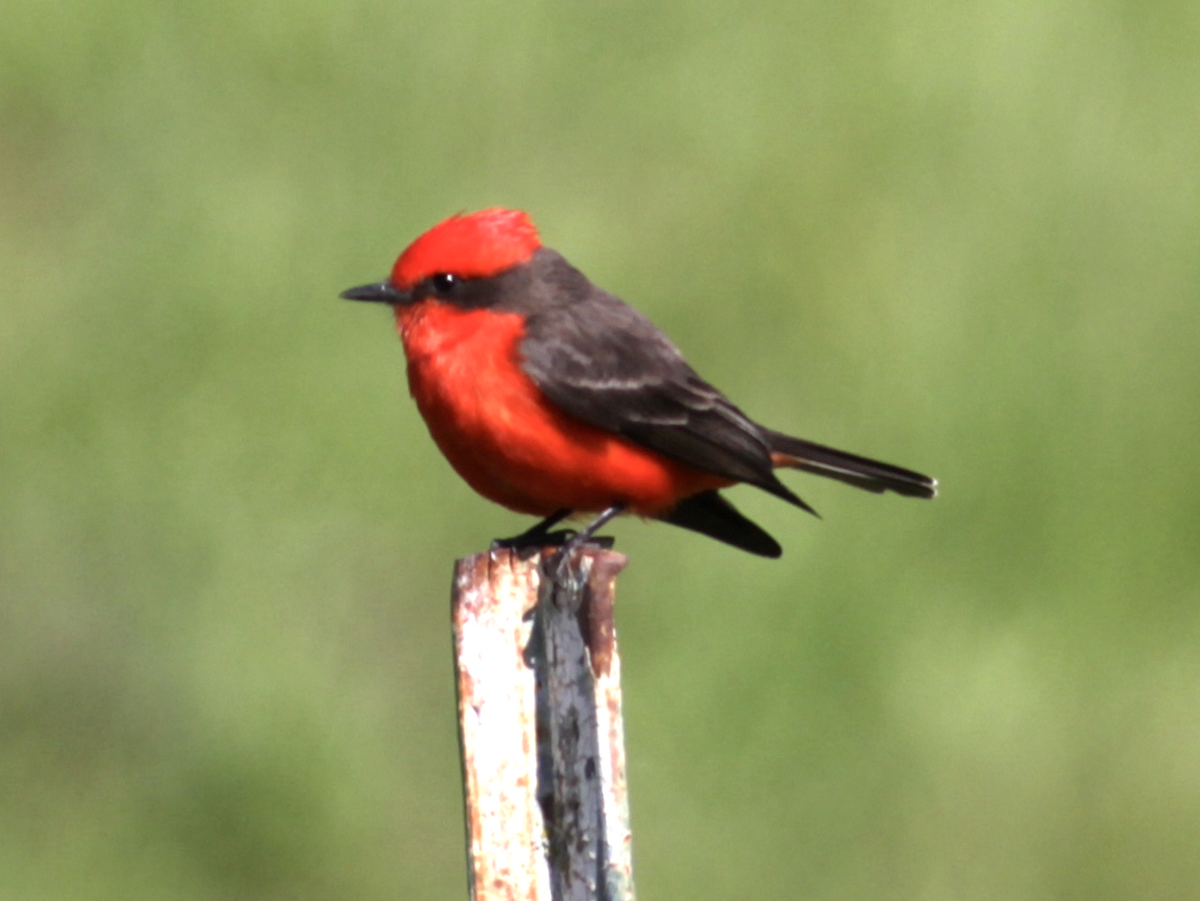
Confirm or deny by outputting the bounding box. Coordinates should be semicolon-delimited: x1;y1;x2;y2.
429;273;458;295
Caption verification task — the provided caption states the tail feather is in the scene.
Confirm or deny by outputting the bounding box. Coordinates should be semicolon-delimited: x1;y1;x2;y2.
763;429;937;499
659;490;782;557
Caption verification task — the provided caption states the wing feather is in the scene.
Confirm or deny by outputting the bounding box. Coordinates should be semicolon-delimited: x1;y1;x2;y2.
519;285;807;509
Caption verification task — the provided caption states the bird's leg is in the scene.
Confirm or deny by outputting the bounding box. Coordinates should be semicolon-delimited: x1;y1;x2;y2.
549;504;623;582
492;509;576;560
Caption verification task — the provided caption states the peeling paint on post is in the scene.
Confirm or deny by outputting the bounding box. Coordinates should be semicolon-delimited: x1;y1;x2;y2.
453;550;548;901
452;547;635;901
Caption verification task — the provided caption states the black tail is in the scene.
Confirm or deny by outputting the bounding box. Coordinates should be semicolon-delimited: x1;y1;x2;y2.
659;490;782;558
763;429;937;499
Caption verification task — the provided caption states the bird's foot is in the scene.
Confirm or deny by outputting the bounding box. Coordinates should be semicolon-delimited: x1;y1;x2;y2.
492;528;579;560
491;509;585;560
545;534;617;582
543;504;624;583
491;506;621;573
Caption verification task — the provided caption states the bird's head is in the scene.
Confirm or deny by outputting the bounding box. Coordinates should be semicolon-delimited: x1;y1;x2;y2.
340;208;542;306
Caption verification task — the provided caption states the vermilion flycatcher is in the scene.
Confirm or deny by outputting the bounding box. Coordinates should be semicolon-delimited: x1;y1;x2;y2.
342;208;935;558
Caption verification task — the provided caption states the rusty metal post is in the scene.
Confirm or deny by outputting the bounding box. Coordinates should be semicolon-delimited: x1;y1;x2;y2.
452;547;635;901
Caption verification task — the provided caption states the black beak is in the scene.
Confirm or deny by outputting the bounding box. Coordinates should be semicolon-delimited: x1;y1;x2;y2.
339;280;409;304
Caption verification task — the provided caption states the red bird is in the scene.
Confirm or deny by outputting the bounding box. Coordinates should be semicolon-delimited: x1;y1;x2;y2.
342;208;935;558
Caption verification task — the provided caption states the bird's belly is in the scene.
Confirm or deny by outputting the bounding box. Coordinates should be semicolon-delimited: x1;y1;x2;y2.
399;303;728;516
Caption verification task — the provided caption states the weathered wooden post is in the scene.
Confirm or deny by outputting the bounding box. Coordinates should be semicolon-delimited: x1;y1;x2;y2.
452;547;635;901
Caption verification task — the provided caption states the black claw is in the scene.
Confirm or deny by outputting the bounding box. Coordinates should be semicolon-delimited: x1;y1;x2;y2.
492;529;581;560
546;538;617;581
542;505;625;583
493;506;621;581
491;509;574;556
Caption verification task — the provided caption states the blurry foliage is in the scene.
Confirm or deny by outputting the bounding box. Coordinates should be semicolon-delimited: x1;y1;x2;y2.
3;0;1200;898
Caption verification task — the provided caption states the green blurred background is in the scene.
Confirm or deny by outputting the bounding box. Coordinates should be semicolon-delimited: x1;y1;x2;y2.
4;0;1199;898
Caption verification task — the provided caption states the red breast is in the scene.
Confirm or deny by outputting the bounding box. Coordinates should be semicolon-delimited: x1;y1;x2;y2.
395;297;730;517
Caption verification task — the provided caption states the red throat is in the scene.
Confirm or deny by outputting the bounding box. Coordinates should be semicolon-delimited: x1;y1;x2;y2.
391;208;542;289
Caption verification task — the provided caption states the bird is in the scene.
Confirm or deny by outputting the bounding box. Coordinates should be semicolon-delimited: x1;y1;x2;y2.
341;208;935;560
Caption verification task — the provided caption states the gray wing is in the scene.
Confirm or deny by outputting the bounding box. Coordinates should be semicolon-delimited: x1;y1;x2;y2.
519;289;809;510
